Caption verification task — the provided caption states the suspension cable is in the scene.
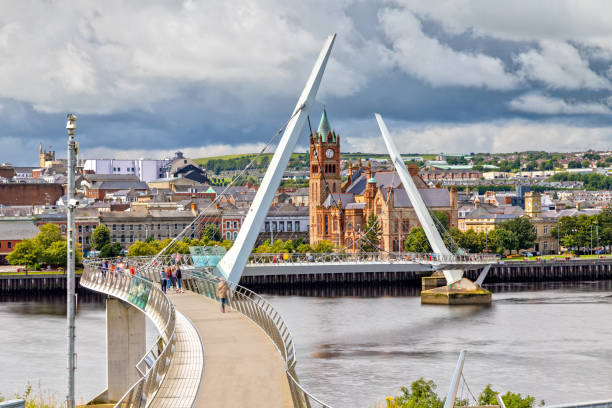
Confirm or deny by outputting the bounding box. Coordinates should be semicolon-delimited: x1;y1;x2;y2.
148;104;306;264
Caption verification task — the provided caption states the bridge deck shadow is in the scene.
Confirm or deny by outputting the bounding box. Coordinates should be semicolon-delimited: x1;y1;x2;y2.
168;290;293;407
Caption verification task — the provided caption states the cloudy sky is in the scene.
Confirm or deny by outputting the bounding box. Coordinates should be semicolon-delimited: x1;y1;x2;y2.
1;0;612;165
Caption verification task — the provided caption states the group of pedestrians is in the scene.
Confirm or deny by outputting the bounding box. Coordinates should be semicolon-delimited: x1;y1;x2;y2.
159;265;183;294
99;257;135;277
98;254;231;314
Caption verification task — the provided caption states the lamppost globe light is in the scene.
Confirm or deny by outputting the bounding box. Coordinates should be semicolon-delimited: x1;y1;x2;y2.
66;114;77;131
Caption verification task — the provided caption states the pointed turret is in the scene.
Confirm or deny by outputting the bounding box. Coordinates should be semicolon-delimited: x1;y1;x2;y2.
317;108;331;142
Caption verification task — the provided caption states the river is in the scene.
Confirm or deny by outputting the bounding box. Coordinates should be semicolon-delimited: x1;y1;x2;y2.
1;281;611;406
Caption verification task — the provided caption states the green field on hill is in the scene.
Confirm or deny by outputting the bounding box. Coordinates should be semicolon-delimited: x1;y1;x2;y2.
194;152;436;166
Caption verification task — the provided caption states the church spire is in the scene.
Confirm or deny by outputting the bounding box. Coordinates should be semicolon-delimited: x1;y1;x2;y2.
317;107;331;142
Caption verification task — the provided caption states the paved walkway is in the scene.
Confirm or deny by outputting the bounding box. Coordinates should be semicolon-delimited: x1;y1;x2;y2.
168;290;293;408
149;311;203;408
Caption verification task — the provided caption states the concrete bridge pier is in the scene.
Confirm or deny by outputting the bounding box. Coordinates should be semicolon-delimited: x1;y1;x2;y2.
106;298;146;402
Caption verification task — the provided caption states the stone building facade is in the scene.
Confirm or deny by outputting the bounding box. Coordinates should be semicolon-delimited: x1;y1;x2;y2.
308;109;458;253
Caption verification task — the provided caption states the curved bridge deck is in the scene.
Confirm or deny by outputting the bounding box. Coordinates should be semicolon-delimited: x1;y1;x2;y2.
168;290;293;407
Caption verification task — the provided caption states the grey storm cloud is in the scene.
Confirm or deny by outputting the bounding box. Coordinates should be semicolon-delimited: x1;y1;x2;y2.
0;0;611;165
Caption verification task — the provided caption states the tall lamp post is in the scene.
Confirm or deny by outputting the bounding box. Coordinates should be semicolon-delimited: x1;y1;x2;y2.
66;114;78;408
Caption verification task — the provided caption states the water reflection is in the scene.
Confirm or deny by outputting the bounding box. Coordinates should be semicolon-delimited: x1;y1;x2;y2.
265;280;612;407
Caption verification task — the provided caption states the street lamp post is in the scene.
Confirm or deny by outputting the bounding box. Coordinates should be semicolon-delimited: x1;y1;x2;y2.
66;114;78;408
590;222;594;255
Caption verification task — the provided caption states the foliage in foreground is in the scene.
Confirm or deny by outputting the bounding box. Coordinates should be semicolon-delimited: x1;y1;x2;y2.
0;383;60;408
381;379;542;408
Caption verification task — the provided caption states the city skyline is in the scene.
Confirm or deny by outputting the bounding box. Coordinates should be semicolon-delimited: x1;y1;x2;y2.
0;1;611;164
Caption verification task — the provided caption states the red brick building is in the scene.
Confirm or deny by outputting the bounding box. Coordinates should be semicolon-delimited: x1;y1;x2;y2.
0;183;64;206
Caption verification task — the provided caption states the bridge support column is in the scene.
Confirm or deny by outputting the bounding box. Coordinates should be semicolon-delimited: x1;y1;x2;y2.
106;298;146;402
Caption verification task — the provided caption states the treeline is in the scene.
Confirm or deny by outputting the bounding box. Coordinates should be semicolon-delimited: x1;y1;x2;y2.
253;238;334;254
203;153;308;175
553;208;612;251
549;172;612;190
451;185;556;194
405;217;537;255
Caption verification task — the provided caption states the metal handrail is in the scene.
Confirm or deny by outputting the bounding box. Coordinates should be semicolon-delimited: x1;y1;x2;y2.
81;260;177;408
182;270;332;408
248;251;498;265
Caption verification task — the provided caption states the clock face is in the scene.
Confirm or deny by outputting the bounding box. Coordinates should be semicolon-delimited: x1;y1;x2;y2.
325;148;334;159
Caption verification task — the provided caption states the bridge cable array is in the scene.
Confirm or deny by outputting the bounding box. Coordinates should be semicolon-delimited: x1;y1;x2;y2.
148;104;306;263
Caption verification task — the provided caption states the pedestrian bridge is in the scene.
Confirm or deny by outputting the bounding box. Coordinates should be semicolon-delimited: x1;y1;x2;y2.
243;252;497;277
80;257;330;408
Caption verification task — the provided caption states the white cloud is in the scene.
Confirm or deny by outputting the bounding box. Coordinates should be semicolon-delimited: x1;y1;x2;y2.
394;0;612;44
515;41;611;90
0;0;383;114
508;93;612;115
343;119;612;154
378;8;519;90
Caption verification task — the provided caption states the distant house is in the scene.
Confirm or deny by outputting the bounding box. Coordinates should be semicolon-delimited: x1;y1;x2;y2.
0;218;40;265
81;174;148;201
173;164;209;184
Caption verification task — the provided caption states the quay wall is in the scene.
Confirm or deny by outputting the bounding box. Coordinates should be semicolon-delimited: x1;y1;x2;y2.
1;260;612;292
240;259;612;287
0;274;81;292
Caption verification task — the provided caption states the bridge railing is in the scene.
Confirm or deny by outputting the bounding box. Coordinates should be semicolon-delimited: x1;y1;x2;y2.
182;270;332;408
247;252;498;265
81;259;177;408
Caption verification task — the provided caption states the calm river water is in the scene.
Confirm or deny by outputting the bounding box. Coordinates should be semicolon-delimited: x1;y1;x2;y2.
1;281;611;406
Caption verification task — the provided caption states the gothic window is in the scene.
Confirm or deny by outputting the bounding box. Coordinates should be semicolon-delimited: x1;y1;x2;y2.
402;221;410;233
324;215;329;235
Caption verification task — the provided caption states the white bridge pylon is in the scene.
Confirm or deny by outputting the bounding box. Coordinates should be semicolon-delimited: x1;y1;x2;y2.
375;113;464;285
215;34;337;284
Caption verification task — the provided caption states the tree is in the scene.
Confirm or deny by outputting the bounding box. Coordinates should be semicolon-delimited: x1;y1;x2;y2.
296;243;313;253
313;240;334;253
100;242;123;258
432;210;449;231
499;218;536;252
404;227;432;253
36;224;63;248
478;384;538;408
42;240;68;266
127;241;157;257
488;228;518;255
386;378;443;408
92;224;111;250
385;379;541;408
203;223;221;241
7;239;42;267
361;213;381;252
457;229;484;253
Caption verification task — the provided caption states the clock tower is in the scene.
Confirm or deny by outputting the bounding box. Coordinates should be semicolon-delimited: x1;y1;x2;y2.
309;108;341;242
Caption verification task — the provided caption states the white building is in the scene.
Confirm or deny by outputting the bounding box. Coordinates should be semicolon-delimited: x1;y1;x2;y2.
84;159;169;182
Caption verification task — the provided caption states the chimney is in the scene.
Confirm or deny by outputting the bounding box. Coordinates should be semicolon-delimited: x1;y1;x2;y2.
407;164;419;177
215;202;220;209
190;201;198;215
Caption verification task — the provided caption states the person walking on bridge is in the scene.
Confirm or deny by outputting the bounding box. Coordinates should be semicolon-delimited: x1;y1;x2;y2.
216;278;230;313
159;268;167;294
